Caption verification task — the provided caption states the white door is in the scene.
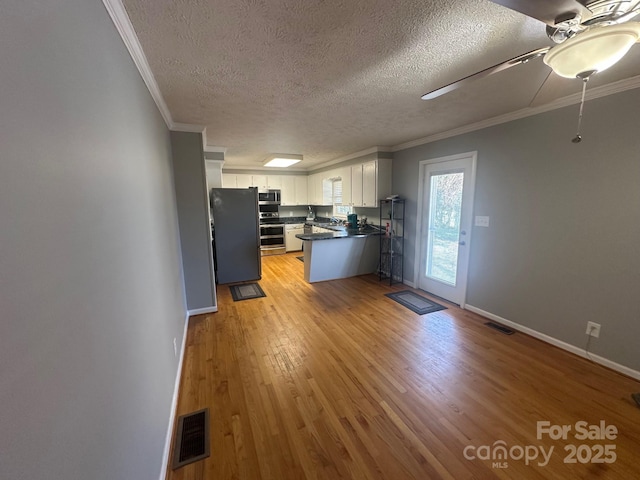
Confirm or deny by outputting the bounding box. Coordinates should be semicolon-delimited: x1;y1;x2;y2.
417;152;476;306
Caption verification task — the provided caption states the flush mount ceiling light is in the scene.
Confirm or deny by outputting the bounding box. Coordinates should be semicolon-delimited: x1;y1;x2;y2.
543;23;640;79
263;154;302;168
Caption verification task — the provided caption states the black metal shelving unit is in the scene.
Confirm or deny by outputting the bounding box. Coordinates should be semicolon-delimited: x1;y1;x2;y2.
379;198;404;285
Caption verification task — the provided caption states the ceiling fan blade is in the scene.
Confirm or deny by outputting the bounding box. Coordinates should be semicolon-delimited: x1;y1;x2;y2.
421;47;549;100
528;69;561;107
617;7;640;23
489;0;592;26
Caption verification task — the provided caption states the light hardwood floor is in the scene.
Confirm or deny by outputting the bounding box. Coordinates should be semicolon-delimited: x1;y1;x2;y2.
167;252;640;480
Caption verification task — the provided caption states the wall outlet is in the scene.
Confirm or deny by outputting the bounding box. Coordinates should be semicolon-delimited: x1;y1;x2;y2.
586;322;601;338
475;216;490;227
173;337;178;357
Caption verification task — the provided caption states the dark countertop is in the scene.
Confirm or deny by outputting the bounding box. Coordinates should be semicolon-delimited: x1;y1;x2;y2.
296;225;382;241
260;216;317;225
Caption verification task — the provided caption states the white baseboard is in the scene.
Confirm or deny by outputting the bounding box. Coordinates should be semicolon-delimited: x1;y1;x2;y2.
465;305;640;382
188;305;218;316
403;279;416;288
159;312;190;480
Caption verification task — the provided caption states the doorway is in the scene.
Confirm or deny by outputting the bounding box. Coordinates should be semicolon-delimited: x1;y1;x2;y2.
415;152;476;307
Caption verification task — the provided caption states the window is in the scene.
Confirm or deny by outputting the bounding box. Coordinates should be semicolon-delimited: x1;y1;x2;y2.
331;178;352;217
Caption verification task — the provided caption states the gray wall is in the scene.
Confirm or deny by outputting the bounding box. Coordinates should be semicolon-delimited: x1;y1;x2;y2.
0;1;187;479
171;132;217;311
393;87;640;372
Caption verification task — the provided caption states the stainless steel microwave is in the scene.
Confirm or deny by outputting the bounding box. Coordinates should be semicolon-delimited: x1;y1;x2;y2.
258;189;281;205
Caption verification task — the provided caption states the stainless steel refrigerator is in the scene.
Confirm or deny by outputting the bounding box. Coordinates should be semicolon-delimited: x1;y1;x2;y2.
210;188;261;284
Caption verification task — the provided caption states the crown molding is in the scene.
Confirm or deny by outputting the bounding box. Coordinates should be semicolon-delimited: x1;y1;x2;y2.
102;0;173;128
311;146;394;171
392;74;640;152
203;146;227;153
171;123;206;133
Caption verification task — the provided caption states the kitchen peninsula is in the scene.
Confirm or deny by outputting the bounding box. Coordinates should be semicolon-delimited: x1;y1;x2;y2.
296;225;382;283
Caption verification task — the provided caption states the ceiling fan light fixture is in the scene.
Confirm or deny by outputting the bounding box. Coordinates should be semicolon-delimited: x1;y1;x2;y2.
543;22;640;78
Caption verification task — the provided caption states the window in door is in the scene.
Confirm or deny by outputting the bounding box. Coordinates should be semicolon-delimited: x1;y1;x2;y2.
426;172;464;285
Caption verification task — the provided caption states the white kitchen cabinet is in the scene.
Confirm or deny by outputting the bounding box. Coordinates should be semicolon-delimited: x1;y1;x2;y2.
312;174;321;204
267;175;282;189
285;223;304;252
222;173;292;191
280;176;295;205
349;159;392;208
362;161;377;207
307;175;316;205
246;174;282;190
351;164;364;206
281;175;307;205
310;174;331;206
251;175;268;189
222;174;237;188
307;174;319;205
294;175;308;205
235;174;253;188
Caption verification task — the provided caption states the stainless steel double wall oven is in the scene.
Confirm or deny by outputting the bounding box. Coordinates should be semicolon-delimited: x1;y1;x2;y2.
258;190;285;255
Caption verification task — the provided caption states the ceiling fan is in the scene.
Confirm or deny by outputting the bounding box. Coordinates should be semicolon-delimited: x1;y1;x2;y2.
421;0;640;141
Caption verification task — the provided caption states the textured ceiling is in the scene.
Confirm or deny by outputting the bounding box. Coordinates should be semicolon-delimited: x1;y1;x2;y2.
122;0;640;169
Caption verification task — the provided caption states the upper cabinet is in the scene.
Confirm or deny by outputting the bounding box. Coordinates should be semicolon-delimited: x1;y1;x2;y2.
349;159;392;208
280;176;295;205
221;157;391;207
294;176;308;205
307;174;320;205
351;164;363;207
307;173;332;206
276;175;309;206
252;175;282;190
224;174;281;189
235;174;253;188
221;173;237;188
251;175;268;189
362;161;377;207
267;176;282;189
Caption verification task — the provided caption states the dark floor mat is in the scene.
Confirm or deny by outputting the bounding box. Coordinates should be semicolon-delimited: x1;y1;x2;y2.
229;283;266;301
384;290;446;315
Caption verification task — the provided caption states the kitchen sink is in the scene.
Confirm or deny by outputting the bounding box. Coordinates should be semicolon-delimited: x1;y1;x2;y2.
317;223;347;231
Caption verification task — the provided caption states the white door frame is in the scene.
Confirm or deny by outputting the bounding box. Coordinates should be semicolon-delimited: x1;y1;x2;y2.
413;151;477;308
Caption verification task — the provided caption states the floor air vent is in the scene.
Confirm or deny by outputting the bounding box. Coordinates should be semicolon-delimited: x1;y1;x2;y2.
485;321;515;335
172;408;210;470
